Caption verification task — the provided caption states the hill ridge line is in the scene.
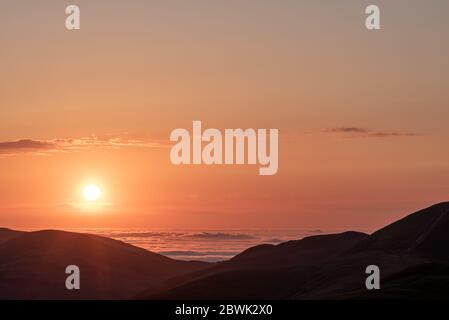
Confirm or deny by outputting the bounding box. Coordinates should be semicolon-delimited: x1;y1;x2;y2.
408;207;448;252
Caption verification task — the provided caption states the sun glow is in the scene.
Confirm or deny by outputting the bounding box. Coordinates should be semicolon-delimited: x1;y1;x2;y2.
82;184;102;202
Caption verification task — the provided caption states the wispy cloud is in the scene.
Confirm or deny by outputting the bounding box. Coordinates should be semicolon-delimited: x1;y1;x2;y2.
0;135;167;155
0;139;55;153
327;127;368;134
324;127;419;138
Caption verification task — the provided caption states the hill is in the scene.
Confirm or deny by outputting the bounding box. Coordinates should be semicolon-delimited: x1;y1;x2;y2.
0;229;208;299
140;202;449;300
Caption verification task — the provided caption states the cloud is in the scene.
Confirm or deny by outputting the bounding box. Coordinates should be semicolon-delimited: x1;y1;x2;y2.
367;132;418;138
157;250;239;257
0;139;55;153
325;127;418;138
106;231;178;238
327;127;368;134
0;135;167;155
185;232;258;240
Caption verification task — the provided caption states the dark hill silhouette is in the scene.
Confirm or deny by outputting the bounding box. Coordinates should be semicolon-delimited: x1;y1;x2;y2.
142;266;317;300
286;202;449;299
344;263;449;299
139;202;449;300
137;231;368;299
348;202;449;261
0;229;208;299
3;202;449;300
287;202;449;299
228;231;368;269
0;228;23;244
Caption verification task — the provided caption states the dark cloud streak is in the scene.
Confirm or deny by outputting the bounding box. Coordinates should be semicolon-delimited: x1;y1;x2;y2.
327;127;368;134
0;139;55;152
325;127;418;138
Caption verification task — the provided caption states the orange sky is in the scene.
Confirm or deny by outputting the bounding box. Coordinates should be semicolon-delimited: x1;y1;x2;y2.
1;1;449;231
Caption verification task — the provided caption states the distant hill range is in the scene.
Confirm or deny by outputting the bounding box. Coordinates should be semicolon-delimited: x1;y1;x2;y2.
2;202;449;299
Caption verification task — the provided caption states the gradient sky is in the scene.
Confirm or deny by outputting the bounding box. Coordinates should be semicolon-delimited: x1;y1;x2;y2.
1;0;449;231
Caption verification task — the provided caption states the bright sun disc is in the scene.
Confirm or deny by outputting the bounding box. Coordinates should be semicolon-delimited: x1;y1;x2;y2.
83;184;102;202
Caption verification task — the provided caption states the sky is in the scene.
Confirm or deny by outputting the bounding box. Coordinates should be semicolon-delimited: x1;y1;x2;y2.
1;0;449;231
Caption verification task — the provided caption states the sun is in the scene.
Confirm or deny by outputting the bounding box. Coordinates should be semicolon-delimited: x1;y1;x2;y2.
82;184;102;202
